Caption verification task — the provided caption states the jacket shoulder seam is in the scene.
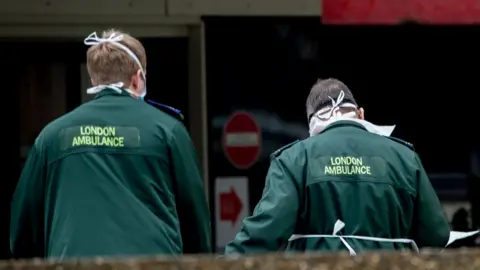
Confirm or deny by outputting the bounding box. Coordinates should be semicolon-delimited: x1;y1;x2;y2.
270;140;300;160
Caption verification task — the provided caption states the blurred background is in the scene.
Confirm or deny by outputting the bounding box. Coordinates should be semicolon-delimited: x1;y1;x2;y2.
1;0;480;257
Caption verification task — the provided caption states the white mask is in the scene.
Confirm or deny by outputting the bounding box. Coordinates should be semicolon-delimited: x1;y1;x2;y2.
83;32;147;99
308;90;395;137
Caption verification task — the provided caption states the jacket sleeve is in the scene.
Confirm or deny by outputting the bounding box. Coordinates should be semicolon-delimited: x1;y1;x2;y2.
225;157;301;254
10;144;46;258
411;153;450;248
169;123;212;254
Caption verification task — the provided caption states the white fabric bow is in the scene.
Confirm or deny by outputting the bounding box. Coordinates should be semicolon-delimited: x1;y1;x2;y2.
289;219;479;256
308;90;395;137
315;90;358;120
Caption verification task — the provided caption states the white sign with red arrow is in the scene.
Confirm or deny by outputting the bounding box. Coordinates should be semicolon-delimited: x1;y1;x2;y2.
214;177;250;250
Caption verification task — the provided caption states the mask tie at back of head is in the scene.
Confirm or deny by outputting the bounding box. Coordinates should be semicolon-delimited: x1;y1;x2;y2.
309;90;395;137
314;90;358;120
83;32;147;98
308;90;358;136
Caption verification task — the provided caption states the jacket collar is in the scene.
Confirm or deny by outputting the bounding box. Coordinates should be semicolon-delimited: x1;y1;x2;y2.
320;120;367;134
94;88;131;99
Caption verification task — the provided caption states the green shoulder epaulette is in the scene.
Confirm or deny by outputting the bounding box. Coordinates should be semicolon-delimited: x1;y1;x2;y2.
270;140;300;160
387;136;415;151
147;99;184;121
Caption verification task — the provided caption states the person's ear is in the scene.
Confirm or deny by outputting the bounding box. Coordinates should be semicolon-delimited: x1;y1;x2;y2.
130;70;142;91
90;78;96;86
358;108;365;120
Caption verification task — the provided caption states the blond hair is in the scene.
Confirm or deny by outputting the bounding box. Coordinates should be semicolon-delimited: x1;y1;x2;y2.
86;29;146;86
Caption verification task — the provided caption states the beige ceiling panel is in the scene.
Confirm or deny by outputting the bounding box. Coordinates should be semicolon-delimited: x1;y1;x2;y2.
0;24;188;38
168;0;321;16
168;0;247;16
0;0;166;16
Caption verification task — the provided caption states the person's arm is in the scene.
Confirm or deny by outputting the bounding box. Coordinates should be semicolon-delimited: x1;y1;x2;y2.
10;144;46;258
411;154;450;248
225;157;301;254
169;122;211;254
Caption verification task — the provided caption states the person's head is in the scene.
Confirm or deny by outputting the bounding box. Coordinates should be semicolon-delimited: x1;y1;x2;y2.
305;78;364;122
452;208;469;230
86;29;147;96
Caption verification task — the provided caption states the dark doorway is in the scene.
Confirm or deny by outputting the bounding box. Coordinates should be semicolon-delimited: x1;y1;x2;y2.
205;18;480;251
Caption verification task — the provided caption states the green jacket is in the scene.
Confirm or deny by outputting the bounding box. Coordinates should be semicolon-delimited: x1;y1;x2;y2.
225;121;450;254
11;89;211;259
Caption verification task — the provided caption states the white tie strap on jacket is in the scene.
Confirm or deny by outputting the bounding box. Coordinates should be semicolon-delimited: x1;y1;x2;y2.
289;219;479;256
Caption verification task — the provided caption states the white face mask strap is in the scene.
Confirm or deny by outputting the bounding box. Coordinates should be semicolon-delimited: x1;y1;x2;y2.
329;90;345;117
84;32;146;96
86;82;124;94
315;91;357;120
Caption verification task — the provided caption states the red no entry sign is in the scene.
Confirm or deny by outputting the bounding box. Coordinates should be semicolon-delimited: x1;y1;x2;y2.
222;112;261;169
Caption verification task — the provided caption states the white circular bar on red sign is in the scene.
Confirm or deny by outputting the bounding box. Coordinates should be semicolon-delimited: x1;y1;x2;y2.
222;111;261;169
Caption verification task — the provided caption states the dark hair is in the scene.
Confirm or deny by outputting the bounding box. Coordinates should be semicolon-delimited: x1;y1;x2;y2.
305;78;358;120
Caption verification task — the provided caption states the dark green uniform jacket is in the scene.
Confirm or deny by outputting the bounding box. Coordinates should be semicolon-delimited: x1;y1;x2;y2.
225;121;450;254
11;89;211;259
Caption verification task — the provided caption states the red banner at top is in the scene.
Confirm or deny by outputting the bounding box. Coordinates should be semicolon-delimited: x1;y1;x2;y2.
323;0;480;25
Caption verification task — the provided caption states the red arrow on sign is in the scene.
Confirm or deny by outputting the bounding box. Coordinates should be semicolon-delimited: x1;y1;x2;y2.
220;188;243;226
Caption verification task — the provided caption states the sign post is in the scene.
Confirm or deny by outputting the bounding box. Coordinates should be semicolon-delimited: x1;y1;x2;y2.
215;177;250;251
222;112;261;169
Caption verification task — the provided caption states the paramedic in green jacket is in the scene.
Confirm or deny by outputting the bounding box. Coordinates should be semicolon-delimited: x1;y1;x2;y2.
225;78;451;254
10;30;211;259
